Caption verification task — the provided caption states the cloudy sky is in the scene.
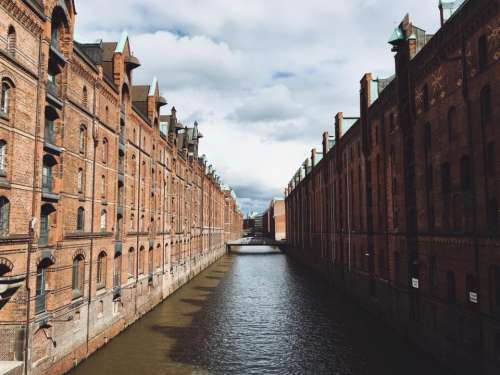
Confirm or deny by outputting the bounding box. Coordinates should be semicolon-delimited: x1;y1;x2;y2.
74;0;442;215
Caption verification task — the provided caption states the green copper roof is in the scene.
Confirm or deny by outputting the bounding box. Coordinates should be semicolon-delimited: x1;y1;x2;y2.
388;27;404;45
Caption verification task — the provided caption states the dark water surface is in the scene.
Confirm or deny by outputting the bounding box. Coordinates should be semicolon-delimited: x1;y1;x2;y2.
70;246;449;375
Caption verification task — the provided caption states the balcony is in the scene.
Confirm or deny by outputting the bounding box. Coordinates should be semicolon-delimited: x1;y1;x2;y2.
43;126;61;154
46;81;63;108
42;176;59;201
35;293;46;314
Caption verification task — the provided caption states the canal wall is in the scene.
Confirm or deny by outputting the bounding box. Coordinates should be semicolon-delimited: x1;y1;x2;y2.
286;246;496;375
37;245;228;375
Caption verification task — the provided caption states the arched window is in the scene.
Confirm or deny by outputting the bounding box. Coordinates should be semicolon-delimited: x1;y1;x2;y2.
96;251;107;289
447;106;457;142
105;106;109;123
480;85;492;126
0;197;9;236
1;80;11;115
102;138;108;163
79;125;86;154
0;140;7;173
128;247;135;278
72;255;85;298
77;168;83;193
130;213;134;231
82;86;88;107
139;246;145;274
7;26;16;56
76;207;84;231
100;209;107;232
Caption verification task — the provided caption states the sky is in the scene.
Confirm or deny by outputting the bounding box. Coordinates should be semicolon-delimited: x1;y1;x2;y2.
74;0;442;216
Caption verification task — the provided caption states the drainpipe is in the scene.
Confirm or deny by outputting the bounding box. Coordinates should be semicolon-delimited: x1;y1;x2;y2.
24;33;44;375
85;79;98;354
134;125;142;316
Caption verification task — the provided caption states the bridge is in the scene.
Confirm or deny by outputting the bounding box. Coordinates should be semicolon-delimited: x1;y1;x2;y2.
226;236;287;254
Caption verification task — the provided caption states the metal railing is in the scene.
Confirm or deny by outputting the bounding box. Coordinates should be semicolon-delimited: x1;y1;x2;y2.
44;125;56;145
42;175;54;192
46;80;59;98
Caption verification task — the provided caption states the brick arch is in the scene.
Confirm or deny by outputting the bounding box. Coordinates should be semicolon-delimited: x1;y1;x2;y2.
0;71;17;88
72;249;86;260
0;257;13;271
37;253;56;266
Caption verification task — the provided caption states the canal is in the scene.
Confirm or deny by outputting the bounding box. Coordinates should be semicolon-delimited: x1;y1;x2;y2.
70;246;449;375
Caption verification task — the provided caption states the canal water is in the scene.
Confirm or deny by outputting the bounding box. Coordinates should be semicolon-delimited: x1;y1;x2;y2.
70;246;449;375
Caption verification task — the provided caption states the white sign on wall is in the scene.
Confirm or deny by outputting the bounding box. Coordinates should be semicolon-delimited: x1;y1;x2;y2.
412;278;419;289
469;292;478;304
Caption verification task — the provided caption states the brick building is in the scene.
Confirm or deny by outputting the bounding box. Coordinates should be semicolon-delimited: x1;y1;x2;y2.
285;0;499;374
262;199;286;241
0;1;242;374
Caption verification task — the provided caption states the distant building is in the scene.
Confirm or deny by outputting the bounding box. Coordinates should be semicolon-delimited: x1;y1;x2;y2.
263;199;286;241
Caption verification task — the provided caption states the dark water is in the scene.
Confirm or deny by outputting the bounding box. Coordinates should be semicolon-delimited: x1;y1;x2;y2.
70;246;449;375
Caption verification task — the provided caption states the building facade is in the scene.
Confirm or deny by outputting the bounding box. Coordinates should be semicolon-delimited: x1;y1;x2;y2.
262;199;286;241
0;1;242;374
285;0;499;374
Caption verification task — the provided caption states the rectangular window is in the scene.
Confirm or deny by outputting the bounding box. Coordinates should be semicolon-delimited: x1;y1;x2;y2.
478;35;488;71
441;163;451;194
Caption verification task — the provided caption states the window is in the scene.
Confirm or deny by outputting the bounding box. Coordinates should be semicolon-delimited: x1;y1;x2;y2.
96;251;106;289
35;261;50;314
487;143;496;177
82;86;88;107
148;247;153;275
101;138;108;163
101;175;106;199
447;270;456;304
128;248;135;278
72;255;85;298
7;26;16;56
77;168;83;193
39;204;54;246
76;207;84;231
478;34;488;71
100;209;107;232
441;162;451;194
113;252;121;289
42;155;56;193
422;84;429;111
0;197;9;236
429;256;437;289
1;81;11;114
79;126;86;154
460;156;471;191
480;86;492;125
139;246;145;274
0;140;6;173
447;107;456;142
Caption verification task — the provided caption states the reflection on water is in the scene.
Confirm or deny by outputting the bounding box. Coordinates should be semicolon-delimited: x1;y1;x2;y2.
70;247;449;375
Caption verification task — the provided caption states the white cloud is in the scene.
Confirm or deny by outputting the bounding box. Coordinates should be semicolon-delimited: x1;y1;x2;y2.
74;0;442;214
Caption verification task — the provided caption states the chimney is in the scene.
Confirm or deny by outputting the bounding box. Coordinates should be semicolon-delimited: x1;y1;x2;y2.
311;148;317;167
322;132;329;156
